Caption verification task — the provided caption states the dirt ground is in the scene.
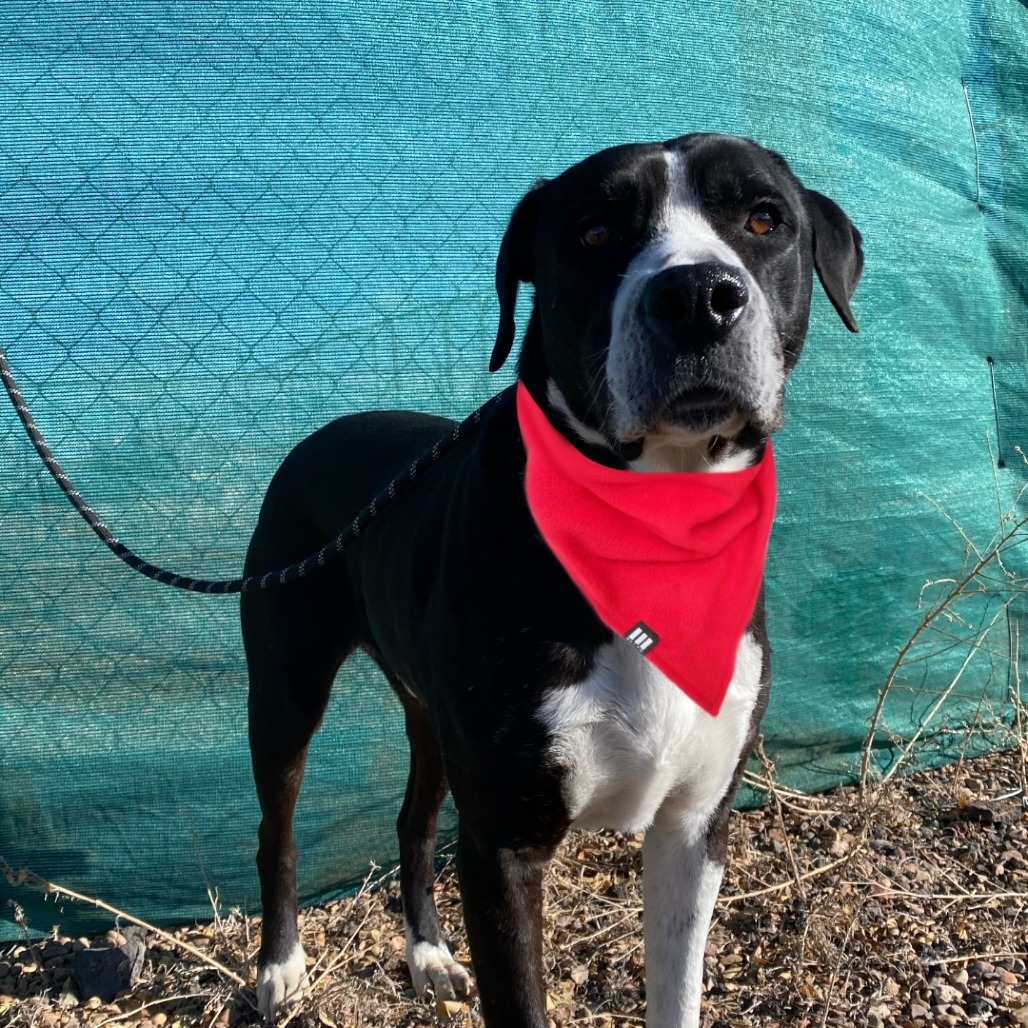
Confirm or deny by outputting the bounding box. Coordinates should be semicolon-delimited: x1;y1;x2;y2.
2;744;1027;1028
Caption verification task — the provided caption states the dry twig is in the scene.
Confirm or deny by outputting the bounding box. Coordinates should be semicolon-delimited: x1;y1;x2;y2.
0;858;245;987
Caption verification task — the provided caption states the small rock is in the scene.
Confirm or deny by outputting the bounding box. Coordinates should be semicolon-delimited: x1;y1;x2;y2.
909;1002;931;1019
965;994;994;1016
39;941;70;965
438;998;469;1018
69;927;145;1003
569;965;589;986
1001;969;1021;986
949;968;969;987
56;977;79;1009
1011;1005;1028;1027
933;983;962;1004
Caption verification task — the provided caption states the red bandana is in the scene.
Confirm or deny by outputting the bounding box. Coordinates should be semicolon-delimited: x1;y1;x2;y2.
516;382;777;717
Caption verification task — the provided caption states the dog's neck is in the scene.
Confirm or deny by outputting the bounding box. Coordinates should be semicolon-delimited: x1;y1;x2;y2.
534;378;765;475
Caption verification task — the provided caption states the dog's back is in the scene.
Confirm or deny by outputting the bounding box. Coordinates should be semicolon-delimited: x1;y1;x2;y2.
244;409;457;579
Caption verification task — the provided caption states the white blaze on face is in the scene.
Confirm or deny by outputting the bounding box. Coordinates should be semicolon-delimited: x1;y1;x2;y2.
606;149;785;443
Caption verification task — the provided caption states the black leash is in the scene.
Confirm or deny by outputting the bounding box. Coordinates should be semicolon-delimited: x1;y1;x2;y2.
1;343;499;593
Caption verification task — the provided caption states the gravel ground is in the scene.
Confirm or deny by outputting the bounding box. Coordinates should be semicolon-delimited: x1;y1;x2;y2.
2;744;1026;1028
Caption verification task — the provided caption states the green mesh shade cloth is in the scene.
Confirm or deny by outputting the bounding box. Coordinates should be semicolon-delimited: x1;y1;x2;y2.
1;1;1025;937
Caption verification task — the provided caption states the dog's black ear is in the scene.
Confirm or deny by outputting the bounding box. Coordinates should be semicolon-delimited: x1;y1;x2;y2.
807;190;864;333
491;180;547;372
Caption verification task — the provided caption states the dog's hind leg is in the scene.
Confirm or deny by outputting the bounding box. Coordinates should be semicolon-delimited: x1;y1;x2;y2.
244;583;351;1021
389;685;472;1001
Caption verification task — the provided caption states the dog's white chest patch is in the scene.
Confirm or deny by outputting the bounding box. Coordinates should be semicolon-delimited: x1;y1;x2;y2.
539;632;764;832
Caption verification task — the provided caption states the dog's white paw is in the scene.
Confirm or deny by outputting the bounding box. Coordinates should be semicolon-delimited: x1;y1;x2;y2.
257;941;308;1021
407;938;472;1001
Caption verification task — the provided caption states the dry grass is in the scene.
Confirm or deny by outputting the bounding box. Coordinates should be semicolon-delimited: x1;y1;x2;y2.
3;740;1027;1028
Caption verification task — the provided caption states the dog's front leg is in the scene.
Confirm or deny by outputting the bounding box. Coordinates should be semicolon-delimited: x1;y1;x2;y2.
455;821;554;1028
642;807;727;1028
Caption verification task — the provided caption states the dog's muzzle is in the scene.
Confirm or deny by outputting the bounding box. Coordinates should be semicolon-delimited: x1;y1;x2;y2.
608;255;783;442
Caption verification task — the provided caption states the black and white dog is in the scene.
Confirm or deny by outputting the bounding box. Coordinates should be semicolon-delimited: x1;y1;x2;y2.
242;133;863;1027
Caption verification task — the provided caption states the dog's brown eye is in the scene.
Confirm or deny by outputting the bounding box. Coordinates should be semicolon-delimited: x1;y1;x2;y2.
581;225;613;248
746;210;777;235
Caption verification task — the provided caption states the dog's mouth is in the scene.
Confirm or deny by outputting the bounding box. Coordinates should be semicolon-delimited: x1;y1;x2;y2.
662;386;742;434
606;385;751;469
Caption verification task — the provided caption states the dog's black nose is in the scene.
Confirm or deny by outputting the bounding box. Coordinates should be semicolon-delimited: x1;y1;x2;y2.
641;262;749;351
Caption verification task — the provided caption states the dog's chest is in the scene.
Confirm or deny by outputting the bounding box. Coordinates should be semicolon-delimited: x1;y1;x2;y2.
538;633;764;833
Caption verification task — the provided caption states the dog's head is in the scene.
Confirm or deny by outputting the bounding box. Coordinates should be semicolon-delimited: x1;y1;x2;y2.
492;133;863;469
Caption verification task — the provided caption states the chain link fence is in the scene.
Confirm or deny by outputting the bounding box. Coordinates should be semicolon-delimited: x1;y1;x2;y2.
1;0;1026;936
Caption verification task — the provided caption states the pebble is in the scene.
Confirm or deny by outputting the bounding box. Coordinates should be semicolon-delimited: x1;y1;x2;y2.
569;965;589;985
40;941;70;965
1011;1005;1028;1027
965;994;995;1015
932;982;963;1004
56;979;79;1009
